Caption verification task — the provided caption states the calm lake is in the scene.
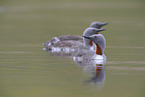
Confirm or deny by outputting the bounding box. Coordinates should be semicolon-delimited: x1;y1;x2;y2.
0;45;145;97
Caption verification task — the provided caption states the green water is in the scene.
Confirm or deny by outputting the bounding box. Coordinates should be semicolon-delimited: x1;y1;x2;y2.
0;0;145;97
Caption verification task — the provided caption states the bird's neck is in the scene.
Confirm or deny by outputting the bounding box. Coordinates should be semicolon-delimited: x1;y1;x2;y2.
83;38;94;50
89;40;93;46
96;44;103;55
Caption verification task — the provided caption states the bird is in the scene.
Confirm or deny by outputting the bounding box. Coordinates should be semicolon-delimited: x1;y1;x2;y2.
43;22;108;49
43;28;105;52
73;34;106;61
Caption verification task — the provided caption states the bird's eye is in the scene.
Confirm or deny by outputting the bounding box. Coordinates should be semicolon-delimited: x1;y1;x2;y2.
94;36;97;38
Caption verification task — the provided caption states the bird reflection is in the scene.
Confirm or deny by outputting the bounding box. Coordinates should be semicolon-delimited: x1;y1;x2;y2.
44;44;106;89
73;56;106;88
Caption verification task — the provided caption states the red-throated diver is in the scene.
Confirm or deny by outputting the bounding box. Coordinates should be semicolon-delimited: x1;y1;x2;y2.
73;34;106;61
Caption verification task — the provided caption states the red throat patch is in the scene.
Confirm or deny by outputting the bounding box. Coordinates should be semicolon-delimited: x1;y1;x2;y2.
96;45;102;55
89;40;93;46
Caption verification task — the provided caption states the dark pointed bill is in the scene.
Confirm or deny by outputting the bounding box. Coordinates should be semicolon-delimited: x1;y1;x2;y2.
97;29;106;32
101;22;108;26
82;36;91;40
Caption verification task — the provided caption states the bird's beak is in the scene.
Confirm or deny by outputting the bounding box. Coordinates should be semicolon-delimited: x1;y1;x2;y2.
97;29;106;32
101;22;108;26
82;36;91;40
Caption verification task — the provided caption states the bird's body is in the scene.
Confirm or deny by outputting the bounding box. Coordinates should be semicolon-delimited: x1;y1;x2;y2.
43;28;105;52
43;35;83;47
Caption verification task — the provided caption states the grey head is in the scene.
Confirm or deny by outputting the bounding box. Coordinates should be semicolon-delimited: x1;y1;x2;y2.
83;28;105;49
90;22;108;29
83;34;106;55
83;27;105;36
